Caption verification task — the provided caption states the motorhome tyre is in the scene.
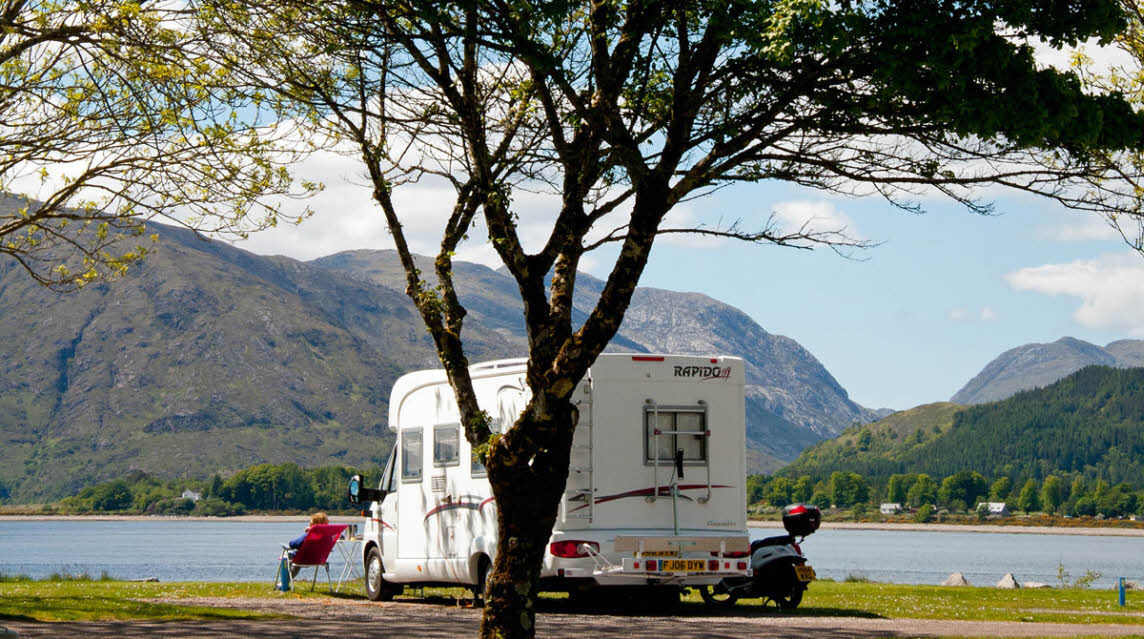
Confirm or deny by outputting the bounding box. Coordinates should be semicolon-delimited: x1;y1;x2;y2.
473;555;491;607
364;546;393;602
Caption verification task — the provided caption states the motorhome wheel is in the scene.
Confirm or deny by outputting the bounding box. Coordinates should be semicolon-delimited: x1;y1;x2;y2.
365;547;394;602
473;556;491;607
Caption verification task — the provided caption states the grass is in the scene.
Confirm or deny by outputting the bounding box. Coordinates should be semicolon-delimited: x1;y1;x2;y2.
0;578;324;622
2;576;1143;628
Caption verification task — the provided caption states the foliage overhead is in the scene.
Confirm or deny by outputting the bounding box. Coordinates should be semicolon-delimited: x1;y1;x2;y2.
0;1;317;290
205;1;1144;636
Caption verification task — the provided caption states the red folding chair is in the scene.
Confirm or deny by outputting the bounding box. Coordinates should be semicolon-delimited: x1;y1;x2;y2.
275;523;348;592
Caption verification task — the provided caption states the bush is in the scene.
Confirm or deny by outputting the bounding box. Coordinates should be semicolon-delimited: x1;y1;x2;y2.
193;497;244;517
145;498;195;515
90;480;133;512
914;504;935;523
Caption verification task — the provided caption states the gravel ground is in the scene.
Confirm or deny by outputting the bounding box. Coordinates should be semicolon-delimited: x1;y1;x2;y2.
7;596;1144;638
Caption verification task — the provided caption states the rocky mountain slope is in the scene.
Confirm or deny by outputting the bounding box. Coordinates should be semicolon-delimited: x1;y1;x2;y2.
1;225;876;500
951;337;1144;404
317;253;883;462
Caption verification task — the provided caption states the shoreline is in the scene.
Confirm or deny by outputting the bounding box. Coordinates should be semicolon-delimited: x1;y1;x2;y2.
3;514;1142;536
749;520;1144;536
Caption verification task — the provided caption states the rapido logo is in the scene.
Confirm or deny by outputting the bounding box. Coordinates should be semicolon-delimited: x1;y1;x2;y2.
673;365;732;380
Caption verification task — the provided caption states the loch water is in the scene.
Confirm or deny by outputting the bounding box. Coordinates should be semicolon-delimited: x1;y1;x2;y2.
1;519;1141;588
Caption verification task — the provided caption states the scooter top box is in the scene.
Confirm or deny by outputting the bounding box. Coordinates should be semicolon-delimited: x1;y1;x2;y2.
782;504;821;537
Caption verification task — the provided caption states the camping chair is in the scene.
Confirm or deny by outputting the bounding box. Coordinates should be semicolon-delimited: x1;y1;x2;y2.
274;523;348;592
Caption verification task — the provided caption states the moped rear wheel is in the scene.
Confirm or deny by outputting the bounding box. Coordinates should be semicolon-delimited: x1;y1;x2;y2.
770;584;803;609
698;584;740;607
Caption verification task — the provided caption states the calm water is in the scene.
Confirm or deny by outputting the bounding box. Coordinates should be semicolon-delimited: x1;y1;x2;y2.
1;520;1141;588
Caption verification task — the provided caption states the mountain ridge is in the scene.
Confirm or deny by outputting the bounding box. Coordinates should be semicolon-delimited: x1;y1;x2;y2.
951;336;1144;404
0;224;877;500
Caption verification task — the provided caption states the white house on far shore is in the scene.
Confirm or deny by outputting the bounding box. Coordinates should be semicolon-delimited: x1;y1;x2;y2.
978;502;1009;516
880;503;902;515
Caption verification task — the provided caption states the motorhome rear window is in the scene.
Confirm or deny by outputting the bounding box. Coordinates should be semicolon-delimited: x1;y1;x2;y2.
401;429;423;482
644;407;707;464
471;418;501;477
434;424;460;466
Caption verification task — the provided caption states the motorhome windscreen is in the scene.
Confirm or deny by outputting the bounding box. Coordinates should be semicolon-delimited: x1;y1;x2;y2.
645;408;707;464
401;429;422;481
434;424;460;466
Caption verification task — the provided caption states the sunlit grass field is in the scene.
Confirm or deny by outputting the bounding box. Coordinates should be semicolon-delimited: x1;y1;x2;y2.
1;573;1142;627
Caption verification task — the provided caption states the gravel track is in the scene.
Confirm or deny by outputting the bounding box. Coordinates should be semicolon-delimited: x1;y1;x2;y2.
8;596;1144;638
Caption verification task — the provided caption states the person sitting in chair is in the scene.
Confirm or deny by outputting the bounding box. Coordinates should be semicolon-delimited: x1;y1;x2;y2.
288;512;329;576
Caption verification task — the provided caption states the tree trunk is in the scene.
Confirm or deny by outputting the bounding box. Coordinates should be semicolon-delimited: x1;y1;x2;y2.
479;396;576;639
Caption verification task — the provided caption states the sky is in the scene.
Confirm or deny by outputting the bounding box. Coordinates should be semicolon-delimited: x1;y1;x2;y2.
219;39;1144;412
25;36;1101;412
229;139;1144;412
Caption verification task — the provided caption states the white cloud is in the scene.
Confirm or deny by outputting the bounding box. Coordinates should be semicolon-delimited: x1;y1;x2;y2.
1032;37;1134;77
1037;216;1120;243
948;307;968;321
772;200;863;241
1006;252;1144;335
980;306;997;321
229;146;567;267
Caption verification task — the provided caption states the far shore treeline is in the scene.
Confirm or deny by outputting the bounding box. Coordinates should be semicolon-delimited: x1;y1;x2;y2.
9;461;1144;523
8;463;382;516
747;470;1144;522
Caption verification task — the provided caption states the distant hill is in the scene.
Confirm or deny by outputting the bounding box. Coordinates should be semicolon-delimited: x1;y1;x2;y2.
951;337;1144;404
0;224;878;500
781;366;1144;485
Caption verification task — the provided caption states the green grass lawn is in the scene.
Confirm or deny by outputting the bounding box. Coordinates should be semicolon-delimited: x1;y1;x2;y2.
774;580;1144;624
2;575;1142;627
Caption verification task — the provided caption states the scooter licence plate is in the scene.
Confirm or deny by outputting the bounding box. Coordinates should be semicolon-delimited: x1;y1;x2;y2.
795;565;816;582
661;559;706;572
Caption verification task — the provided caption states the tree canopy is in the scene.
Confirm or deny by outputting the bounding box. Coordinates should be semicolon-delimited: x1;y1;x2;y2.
0;1;315;290
179;0;1144;636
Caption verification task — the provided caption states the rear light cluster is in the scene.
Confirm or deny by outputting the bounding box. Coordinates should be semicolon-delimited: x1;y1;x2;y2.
710;550;750;558
549;540;600;558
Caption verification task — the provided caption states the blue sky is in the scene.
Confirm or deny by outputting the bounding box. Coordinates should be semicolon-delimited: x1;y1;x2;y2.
230;41;1144;413
235;158;1143;411
635;184;1138;410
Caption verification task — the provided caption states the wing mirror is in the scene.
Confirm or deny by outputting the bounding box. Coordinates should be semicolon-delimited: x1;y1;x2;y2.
347;474;387;504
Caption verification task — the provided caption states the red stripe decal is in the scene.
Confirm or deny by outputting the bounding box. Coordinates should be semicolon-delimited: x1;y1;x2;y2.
569;484;730;512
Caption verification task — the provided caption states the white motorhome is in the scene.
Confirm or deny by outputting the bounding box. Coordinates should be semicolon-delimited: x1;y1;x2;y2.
349;353;751;601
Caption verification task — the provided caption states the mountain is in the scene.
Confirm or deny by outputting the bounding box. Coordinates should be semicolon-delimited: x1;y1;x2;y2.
0;225;876;500
316;253;883;462
0;227;518;501
951;337;1144;405
782;366;1144;485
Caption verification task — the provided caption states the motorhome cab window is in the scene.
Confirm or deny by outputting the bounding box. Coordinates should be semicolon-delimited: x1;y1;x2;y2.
645;408;707;464
401;429;422;482
434;424;460;466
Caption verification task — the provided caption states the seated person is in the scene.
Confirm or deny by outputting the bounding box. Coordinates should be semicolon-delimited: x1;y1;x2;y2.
287;512;329;576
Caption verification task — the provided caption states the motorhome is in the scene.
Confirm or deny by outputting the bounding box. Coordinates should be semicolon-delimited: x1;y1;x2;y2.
348;353;751;601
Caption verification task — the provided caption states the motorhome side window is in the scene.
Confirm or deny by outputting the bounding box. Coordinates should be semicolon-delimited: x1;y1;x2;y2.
645;408;707;464
401;429;423;482
471;418;501;477
434;424;460;467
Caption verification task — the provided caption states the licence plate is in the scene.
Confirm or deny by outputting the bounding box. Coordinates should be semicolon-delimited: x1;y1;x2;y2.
661;559;706;572
795;565;816;582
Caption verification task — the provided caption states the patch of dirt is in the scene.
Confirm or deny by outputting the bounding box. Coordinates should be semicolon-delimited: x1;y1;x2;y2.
8;595;1144;638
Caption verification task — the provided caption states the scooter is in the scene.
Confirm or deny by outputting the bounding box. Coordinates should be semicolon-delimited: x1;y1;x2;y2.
699;503;820;608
